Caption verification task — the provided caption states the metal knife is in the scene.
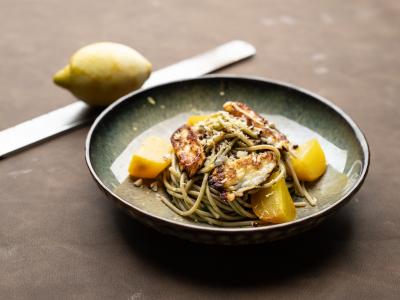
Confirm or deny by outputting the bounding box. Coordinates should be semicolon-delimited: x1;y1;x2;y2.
0;40;255;159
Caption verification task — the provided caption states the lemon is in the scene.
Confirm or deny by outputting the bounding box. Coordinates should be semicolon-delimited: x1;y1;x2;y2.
53;42;152;106
291;138;326;181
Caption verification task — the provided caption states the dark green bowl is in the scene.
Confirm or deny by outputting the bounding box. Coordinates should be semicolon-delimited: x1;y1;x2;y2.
85;75;369;245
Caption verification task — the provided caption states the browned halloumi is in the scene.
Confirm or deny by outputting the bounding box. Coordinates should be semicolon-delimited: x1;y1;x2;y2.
209;151;277;201
223;101;290;150
171;125;205;177
223;101;265;127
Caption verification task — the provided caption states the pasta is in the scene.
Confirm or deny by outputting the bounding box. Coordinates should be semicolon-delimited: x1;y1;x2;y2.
157;101;323;227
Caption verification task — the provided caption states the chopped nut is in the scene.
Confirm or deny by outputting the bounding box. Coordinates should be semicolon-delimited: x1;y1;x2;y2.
133;178;143;187
295;201;307;207
150;181;158;192
147;96;156;105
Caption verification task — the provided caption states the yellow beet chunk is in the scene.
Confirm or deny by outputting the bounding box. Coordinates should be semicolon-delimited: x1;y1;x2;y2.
128;136;172;179
251;178;296;223
187;115;209;126
291;138;327;182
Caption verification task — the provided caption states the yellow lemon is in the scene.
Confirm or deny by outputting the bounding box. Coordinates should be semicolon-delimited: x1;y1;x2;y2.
251;175;296;224
291;138;327;181
128;136;172;179
186;115;210;126
53;42;152;106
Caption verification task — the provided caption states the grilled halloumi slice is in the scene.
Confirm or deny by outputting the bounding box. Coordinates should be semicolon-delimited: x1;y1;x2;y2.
223;101;265;127
171;125;205;177
209;151;277;201
223;101;290;150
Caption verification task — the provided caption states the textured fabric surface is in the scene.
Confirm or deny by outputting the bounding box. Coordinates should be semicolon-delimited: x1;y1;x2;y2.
0;0;399;299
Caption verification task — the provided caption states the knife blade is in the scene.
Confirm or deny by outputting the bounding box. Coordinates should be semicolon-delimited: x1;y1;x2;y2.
0;40;255;159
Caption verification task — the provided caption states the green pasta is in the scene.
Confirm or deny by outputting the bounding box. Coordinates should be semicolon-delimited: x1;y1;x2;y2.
157;104;321;227
161;135;285;226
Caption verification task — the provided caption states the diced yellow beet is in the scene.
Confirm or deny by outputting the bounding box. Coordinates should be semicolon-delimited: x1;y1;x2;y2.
251;178;296;223
128;136;172;179
291;138;327;182
187;115;209;126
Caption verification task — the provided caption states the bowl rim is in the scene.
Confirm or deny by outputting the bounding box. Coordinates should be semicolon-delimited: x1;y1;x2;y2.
85;74;370;233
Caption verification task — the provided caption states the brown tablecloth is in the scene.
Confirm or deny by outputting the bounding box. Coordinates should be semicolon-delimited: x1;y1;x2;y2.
1;0;399;299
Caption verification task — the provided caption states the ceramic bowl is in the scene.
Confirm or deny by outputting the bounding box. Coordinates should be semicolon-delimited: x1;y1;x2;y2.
85;75;369;245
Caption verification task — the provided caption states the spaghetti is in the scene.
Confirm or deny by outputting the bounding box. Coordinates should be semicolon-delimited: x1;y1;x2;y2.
158;102;319;227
